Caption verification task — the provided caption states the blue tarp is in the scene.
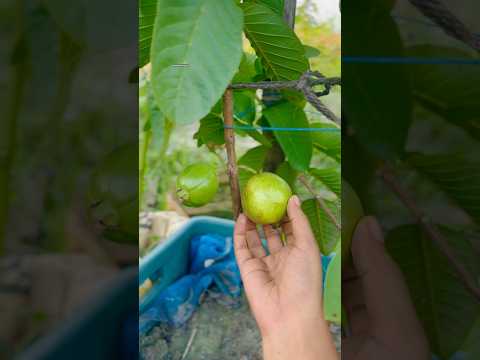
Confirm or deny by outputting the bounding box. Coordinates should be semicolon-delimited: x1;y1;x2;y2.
139;233;241;334
139;232;334;335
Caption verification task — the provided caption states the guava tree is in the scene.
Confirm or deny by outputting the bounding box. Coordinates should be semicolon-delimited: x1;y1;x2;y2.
343;1;480;358
139;0;342;324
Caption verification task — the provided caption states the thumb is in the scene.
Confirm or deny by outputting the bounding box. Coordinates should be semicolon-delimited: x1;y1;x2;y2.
351;216;428;351
285;195;317;251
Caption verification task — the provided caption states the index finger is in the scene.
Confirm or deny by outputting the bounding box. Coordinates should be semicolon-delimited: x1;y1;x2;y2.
233;213;254;268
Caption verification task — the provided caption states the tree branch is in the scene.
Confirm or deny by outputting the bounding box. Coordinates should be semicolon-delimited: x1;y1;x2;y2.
223;89;242;219
378;163;480;302
298;174;341;231
229;72;341;124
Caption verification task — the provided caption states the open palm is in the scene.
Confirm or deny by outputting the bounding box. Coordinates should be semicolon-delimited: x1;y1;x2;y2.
233;196;323;336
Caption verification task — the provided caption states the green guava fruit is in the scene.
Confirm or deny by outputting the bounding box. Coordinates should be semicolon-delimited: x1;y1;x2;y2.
176;163;219;207
341;180;364;265
242;172;292;225
87;144;138;244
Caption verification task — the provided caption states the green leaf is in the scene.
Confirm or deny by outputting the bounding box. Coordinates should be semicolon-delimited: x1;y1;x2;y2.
409;153;480;224
407;45;480;121
151;0;243;124
193;114;224;147
310;122;341;160
385;225;480;359
141;78;171;155
302;198;340;255
139;0;157;67
263;102;312;171
309;167;340;196
343;2;412;159
324;245;341;324
304;45;321;58
462;317;480;359
233;52;258;83
242;2;309;81
238;145;268;171
234;91;256;123
276;161;298;189
406;45;480;140
238;145;268;190
247;0;285;14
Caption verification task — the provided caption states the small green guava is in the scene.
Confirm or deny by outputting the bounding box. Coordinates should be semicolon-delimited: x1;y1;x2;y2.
341;180;364;266
176;163;219;207
243;172;292;225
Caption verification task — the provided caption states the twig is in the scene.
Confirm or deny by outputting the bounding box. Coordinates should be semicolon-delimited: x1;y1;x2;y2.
378;163;480;302
408;0;480;52
229;72;341;124
223;89;242;219
181;327;198;360
298;174;341;231
228;75;341;91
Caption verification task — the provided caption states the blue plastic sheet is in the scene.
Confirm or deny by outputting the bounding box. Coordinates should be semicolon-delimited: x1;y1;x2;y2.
139;232;334;335
139;233;241;334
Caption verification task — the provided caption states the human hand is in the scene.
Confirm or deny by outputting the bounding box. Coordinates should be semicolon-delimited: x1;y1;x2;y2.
342;216;429;359
234;195;337;360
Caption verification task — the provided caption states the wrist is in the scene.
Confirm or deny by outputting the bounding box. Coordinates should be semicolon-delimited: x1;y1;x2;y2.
261;313;337;360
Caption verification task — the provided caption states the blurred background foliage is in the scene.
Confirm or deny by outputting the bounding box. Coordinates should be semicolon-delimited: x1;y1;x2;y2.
139;0;341;219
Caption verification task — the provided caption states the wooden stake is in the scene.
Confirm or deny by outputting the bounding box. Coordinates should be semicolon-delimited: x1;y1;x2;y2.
283;0;297;28
223;89;242;219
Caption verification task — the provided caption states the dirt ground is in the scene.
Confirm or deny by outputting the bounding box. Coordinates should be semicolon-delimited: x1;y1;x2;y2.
140;292;341;360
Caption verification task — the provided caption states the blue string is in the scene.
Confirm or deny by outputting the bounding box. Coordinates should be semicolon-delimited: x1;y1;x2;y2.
343;12;480;65
224;125;340;132
342;56;480;65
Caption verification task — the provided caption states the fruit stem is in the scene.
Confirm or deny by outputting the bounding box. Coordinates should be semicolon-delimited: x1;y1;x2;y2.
223;89;242;219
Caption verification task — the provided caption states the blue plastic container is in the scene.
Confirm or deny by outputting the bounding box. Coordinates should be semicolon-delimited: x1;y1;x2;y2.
18;267;138;360
139;216;234;313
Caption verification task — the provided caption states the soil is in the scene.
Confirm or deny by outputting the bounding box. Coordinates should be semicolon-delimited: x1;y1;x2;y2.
140;292;341;360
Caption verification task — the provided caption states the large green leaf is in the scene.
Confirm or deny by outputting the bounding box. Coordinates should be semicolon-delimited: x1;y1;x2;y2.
409;153;480;224
407;46;480;121
232;53;258;83
242;2;309;81
139;0;157;67
302;198;340;255
310;122;341;160
309;167;340;196
193;114;224;147
263;102;312;171
247;0;285;14
238;145;268;171
406;45;480;140
462;317;480;359
385;225;480;359
151;0;243;124
343;1;412;159
275;161;298;189
323;244;341;324
238;145;268;190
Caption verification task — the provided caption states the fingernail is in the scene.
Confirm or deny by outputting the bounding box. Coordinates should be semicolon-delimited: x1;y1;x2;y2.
291;195;301;207
365;216;384;244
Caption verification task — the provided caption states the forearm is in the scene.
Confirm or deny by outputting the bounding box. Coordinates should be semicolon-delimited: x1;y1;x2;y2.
262;315;338;360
